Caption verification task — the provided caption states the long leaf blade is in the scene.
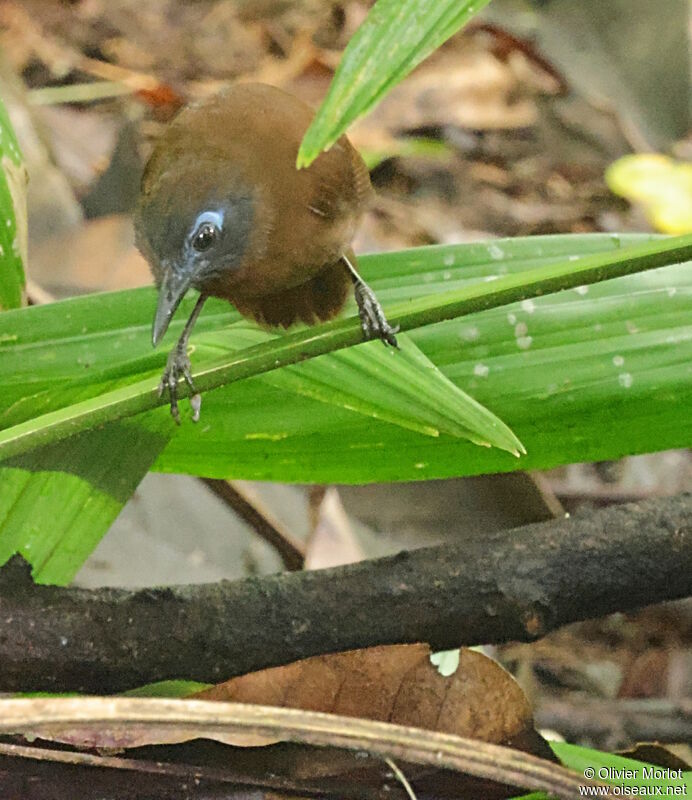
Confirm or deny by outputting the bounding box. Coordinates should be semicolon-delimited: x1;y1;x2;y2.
214;325;524;454
0;233;690;462
0;415;172;584
297;0;492;167
0;97;27;310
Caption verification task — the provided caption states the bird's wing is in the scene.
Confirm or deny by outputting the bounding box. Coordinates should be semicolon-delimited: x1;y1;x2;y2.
305;137;373;224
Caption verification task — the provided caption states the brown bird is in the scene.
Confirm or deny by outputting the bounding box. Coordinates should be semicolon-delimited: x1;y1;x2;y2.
134;82;398;422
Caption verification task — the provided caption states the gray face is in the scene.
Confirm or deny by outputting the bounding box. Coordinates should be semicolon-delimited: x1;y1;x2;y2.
138;190;255;292
135;183;255;346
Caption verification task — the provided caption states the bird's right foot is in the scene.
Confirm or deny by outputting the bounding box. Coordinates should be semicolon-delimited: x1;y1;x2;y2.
158;345;200;424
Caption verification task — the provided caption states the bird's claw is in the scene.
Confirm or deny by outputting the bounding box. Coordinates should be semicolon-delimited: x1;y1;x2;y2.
355;282;399;348
158;346;200;424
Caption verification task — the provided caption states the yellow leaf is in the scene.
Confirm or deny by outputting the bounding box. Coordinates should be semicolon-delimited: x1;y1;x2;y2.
606;154;692;235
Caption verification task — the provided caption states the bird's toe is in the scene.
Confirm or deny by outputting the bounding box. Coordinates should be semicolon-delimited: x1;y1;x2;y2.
354;283;399;348
158;348;198;423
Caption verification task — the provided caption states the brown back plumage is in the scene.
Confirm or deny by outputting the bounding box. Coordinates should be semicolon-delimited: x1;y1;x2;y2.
137;83;372;328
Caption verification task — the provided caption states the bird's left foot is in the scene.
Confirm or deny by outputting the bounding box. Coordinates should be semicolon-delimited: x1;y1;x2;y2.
354;281;399;347
158;345;201;424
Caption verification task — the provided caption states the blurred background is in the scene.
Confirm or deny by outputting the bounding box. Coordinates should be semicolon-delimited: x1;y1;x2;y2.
1;0;690;753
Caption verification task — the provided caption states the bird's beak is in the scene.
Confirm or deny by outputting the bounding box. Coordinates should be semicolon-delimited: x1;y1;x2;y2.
152;268;193;347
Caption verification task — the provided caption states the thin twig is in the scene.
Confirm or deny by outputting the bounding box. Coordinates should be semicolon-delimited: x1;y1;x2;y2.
385;758;419;800
28;81;136;105
25;279;56;306
202;479;305;571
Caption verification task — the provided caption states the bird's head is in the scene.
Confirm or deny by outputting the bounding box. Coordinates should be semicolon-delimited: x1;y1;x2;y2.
134;166;255;346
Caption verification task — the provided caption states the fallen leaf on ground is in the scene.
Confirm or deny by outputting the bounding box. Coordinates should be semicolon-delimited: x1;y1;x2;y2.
194;643;549;755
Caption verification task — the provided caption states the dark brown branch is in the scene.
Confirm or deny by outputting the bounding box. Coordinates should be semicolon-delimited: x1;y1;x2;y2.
0;493;689;693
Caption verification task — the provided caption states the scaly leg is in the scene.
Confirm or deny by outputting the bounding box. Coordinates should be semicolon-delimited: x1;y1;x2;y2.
158;293;207;423
341;254;399;347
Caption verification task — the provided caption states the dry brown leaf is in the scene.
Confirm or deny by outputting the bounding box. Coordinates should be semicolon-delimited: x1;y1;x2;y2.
16;645;547;766
353;40;536;139
29;213;150;295
618;649;671;699
32;105;119;194
194;643;545;753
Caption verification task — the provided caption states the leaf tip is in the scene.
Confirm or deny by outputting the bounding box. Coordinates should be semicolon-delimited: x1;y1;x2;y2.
295;148;312;170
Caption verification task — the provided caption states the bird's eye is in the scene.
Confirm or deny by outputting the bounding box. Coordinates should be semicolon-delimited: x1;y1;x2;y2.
193;222;218;251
